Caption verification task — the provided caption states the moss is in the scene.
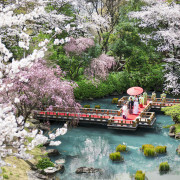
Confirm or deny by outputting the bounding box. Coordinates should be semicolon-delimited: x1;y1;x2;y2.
116;144;127;152
135;170;145;180
84;105;90;108
155;146;167;154
109;152;122;161
95;105;101;109
112;98;118;104
159;162;170;172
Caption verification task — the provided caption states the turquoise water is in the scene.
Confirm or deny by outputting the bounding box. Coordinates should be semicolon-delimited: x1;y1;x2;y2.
48;96;180;180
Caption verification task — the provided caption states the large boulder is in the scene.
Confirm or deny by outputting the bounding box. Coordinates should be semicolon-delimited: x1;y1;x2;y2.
75;167;102;174
44;165;65;175
47;149;60;156
55;164;65;173
175;133;180;139
176;145;180;155
169;126;176;133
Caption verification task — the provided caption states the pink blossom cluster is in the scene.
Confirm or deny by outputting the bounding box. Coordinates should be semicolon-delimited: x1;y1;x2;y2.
0;59;80;121
85;54;115;80
64;37;95;55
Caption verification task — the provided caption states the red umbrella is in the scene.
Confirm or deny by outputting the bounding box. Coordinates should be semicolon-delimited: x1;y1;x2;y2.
127;87;143;96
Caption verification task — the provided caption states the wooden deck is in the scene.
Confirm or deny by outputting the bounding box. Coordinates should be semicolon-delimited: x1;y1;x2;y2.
34;97;179;131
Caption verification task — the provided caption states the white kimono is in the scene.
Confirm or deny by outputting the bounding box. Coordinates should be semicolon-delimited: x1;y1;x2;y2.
133;98;139;114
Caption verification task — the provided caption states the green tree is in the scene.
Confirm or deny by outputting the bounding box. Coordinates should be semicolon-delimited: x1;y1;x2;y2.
162;104;180;123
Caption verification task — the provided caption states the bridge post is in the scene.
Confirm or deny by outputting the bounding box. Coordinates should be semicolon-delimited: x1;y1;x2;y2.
56;112;58;118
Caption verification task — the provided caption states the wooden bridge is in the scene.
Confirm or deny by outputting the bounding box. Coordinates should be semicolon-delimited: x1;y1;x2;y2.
34;96;180;131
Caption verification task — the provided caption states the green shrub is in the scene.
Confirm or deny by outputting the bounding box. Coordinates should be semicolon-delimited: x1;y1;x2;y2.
159;162;170;172
116;144;127;152
95;105;101;109
109;152;122;161
84;105;90;108
112;98;119;104
3;174;9;179
144;148;155;156
142;144;154;151
37;144;44;148
36;158;54;170
155;146;167;154
135;170;145;180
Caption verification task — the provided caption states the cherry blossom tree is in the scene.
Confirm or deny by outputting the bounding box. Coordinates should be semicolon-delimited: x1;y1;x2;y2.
0;0;82;167
0;59;80;122
85;54;115;80
129;0;180;94
73;0;123;52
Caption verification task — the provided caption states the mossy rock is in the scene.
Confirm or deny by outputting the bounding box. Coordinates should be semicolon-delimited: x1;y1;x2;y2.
135;170;145;180
142;144;154;151
84;105;90;108
155;146;167;154
109;152;123;161
112;98;118;104
159;162;170;172
95;105;101;109
116;144;127;152
144;148;156;156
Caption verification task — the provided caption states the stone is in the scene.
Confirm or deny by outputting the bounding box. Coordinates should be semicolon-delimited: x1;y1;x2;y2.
169;126;176;133
44;167;57;174
55;164;65;173
28;118;40;124
169;132;175;137
47;149;60;156
75;167;102;174
175;133;180;139
55;159;65;164
27;170;48;180
39;124;50;131
43;141;50;146
176;145;180;155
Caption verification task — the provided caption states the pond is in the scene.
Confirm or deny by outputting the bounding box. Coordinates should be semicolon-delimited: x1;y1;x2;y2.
47;95;180;180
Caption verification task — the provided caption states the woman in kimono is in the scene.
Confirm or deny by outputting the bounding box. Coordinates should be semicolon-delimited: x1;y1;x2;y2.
122;103;128;119
139;95;144;108
133;95;139;114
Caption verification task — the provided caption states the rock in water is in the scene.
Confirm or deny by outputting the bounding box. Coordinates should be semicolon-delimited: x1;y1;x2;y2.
169;126;175;133
76;167;102;174
176;145;180;155
47;149;60;156
55;159;65;164
175;133;180;139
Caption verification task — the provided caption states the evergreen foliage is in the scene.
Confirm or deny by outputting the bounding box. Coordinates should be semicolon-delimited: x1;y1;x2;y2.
109;152;122;161
161;104;180;123
116;144;127;152
135;170;145;180
36;158;54;170
159;162;170;172
155;146;167;154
